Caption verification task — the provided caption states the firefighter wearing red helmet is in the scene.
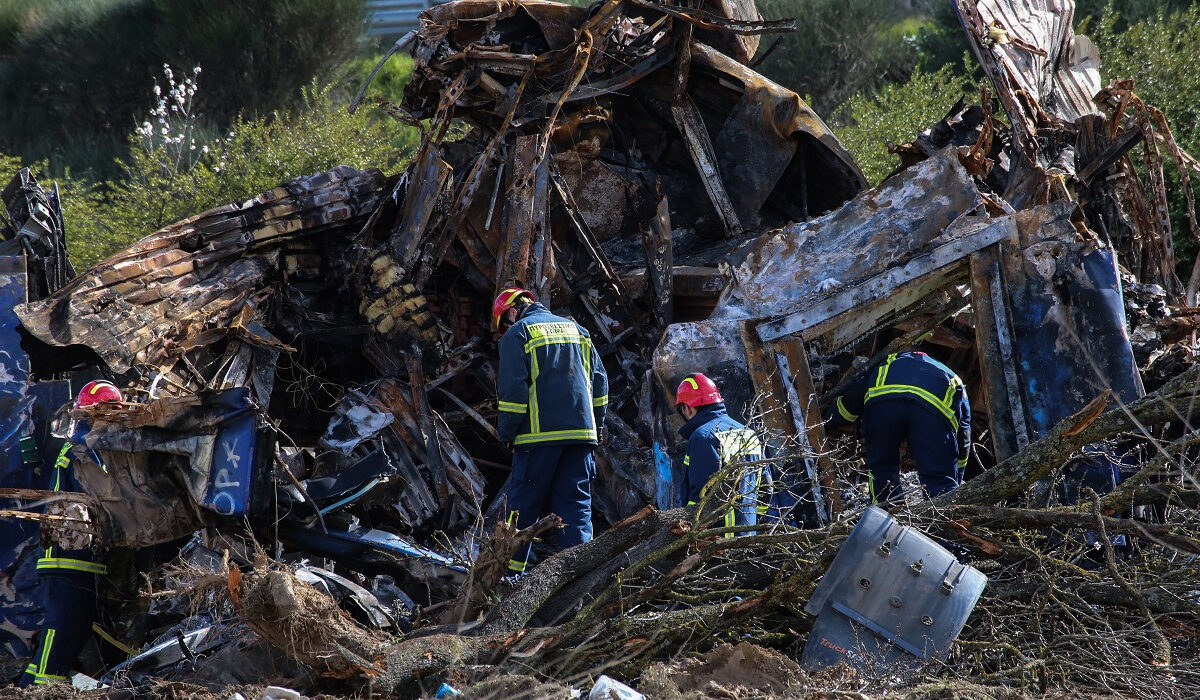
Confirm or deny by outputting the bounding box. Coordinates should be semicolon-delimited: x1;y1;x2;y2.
493;287;608;575
674;373;767;535
74;380;123;408
18;380;122;687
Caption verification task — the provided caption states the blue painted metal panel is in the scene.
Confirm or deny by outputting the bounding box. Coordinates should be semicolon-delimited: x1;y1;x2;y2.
0;256;38;658
1005;247;1144;503
201;388;257;517
1009;249;1142;435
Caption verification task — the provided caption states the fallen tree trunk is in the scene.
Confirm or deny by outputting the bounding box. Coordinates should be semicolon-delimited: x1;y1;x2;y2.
943;504;1200;555
989;579;1200;616
469;505;692;637
938;363;1200;506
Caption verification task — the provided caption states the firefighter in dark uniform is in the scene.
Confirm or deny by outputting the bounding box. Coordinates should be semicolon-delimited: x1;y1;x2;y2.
674;373;768;535
826;351;970;502
18;380;121;687
493;288;608;574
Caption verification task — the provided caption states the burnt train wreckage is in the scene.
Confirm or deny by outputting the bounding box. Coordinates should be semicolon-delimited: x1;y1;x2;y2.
1;0;1199;692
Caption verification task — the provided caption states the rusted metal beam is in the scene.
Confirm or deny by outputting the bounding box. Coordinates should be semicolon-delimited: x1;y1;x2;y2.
969;244;1031;460
772;337;835;523
642;194;673;328
496;136;541;290
672;94;744;238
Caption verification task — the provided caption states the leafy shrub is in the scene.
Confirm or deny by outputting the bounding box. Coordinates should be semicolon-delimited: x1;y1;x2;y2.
0;0;368;177
756;0;918;114
62;66;419;269
1077;0;1196;29
908;0;974;73
346;52;416;108
831;65;974;185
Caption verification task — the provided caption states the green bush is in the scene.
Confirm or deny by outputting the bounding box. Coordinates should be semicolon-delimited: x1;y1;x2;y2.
755;0;918;114
0;0;368;178
1092;5;1200;275
63;78;420;269
1077;0;1196;30
908;0;973;73
831;65;975;186
346;52;416;107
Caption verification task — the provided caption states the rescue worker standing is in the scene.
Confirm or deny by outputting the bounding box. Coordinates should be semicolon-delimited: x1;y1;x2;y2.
18;381;121;687
826;351;970;502
493;288;608;574
675;373;766;533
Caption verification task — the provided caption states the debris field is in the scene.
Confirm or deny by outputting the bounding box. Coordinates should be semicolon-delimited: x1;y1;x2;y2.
2;0;1200;698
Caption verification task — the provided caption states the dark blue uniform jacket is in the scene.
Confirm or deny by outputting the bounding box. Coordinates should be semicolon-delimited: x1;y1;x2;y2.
38;424;107;575
678;404;766;530
497;303;609;446
829;352;971;467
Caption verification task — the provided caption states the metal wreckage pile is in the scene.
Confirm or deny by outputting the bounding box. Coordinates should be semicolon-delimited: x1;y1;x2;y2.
3;0;1200;696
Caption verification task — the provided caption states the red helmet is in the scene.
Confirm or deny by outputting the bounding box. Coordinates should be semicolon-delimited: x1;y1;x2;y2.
75;380;123;408
491;287;535;330
675;373;722;408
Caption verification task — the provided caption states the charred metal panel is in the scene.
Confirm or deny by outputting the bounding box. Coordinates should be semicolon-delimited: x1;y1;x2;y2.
389;146;454;275
497;136;542;291
77;391;273;546
691;44;865;227
16;167;386;377
757;216;1015;348
714;149;981;321
971;203;1145;460
654;320;755;422
642;195;674;328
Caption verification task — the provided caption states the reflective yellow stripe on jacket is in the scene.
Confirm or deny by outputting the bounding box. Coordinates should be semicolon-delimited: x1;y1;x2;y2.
37;443;108;575
512;322;602;446
863;353;960;431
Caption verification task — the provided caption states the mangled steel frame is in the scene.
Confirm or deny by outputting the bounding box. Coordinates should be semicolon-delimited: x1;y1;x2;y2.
352;0;867;523
12;0;1185;547
655;0;1193;520
5;0;870;591
1;0;1198;687
5;163;487;605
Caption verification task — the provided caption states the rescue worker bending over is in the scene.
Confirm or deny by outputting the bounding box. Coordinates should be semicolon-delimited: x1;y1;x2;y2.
493;288;608;574
19;381;121;687
826;351;970;502
675;373;766;535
